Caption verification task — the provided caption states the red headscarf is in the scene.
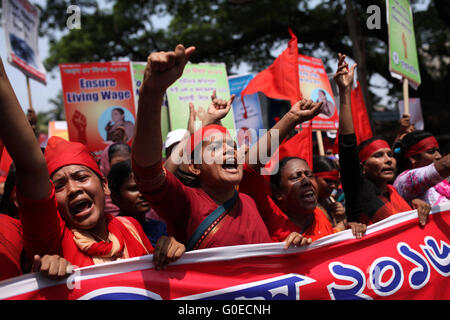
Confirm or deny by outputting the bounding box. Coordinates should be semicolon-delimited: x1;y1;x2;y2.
187;124;229;155
358;139;390;163
404;136;439;159
44;136;103;178
314;170;340;181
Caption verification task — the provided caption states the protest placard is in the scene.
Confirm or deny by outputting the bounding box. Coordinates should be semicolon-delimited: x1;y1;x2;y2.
131;62;170;145
298;55;339;131
2;0;46;84
228;74;263;147
166;63;235;135
48;121;69;141
387;0;421;87
59;61;136;158
399;97;424;130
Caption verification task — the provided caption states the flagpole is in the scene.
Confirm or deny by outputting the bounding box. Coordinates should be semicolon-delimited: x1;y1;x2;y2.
26;75;33;110
402;77;409;115
315;130;325;156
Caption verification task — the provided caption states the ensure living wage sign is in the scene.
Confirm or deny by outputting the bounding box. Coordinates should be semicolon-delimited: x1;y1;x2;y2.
166;63;236;134
2;0;46;84
1;203;449;300
387;0;421;86
298;55;339;130
59;62;136;157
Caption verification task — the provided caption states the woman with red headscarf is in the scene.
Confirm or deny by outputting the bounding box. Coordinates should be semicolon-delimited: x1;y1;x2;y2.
0;57;183;270
394;131;450;207
334;54;430;229
131;44;310;251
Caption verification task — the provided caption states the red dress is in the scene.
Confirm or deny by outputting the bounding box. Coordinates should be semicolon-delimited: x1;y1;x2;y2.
239;163;335;242
0;214;23;281
17;184;153;267
132;160;272;248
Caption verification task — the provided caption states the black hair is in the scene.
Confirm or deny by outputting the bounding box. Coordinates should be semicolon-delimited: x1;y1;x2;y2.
107;159;132;196
113;107;124;115
108;143;131;162
313;155;338;173
395;131;435;174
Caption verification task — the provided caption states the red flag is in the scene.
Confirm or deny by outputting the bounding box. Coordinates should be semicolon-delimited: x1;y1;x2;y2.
263;124;313;178
0;146;12;183
351;81;373;145
240;28;301;118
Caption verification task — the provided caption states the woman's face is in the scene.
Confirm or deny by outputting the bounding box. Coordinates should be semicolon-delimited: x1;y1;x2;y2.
362;148;396;184
52;165;109;231
318;91;326;102
316;177;338;200
116;173;150;216
191;131;243;189
276;159;317;216
411;147;442;169
111;109;123;123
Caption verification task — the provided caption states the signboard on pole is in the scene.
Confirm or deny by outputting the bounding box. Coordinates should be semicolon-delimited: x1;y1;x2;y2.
166;63;235;135
387;0;421;86
399;98;424;130
228;74;264;147
59;61;136;158
298;55;339;131
2;0;47;84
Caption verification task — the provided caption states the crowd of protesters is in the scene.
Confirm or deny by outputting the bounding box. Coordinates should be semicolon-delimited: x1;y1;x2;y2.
0;44;448;284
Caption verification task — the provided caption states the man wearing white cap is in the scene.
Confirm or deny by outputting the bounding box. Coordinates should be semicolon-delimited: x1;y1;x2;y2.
164;129;189;158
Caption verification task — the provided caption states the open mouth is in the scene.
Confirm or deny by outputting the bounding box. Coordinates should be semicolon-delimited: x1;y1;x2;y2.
301;189;316;202
222;158;239;173
70;199;93;217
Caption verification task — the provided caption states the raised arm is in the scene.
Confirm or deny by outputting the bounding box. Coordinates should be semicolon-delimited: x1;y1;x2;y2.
0;58;50;200
246;99;322;171
132;45;195;169
334;53;357;135
434;154;450;178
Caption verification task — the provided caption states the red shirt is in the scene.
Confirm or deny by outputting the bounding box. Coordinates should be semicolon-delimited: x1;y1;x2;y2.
0;214;23;281
132;160;272;248
17;184;153;267
239;163;335;242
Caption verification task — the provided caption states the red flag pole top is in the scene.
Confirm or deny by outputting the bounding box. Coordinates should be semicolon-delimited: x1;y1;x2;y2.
240;28;302;118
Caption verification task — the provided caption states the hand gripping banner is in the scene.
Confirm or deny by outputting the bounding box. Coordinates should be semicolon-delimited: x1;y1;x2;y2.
1;203;449;300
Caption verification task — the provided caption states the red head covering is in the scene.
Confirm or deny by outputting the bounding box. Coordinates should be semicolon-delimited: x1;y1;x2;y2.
44;136;103;178
405;136;439;159
314;170;340;181
358;139;390;163
187;124;229;155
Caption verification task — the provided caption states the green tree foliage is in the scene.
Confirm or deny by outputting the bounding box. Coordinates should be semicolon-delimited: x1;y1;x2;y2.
38;0;450;139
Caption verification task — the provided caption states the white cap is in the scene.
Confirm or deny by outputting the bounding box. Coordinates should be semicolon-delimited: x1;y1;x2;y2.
164;129;189;149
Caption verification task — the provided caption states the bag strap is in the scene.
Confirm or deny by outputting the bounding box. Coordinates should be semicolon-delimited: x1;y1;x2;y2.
186;190;238;251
